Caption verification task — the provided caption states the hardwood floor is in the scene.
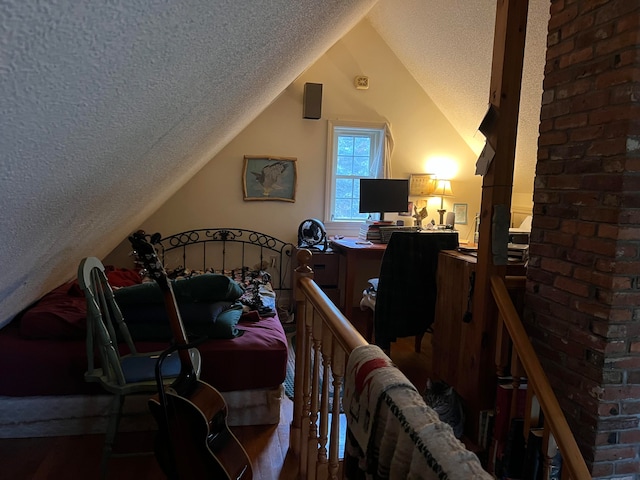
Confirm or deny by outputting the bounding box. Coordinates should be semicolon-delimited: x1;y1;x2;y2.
0;335;432;480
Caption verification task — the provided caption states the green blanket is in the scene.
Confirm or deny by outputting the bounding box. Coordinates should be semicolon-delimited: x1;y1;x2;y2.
114;273;244;306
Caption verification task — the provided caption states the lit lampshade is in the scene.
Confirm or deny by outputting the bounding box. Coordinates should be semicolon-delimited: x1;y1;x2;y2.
432;179;454;224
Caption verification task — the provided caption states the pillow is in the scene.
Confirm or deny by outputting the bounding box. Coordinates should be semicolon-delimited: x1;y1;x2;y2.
114;273;243;306
20;267;143;340
105;267;143;288
19;282;87;339
67;266;142;297
188;302;244;340
125;301;244;341
120;300;232;325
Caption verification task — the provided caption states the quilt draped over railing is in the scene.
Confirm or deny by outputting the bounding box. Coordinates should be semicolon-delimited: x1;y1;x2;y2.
289;249;490;479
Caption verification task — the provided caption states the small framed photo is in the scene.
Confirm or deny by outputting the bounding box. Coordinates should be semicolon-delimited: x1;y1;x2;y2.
453;203;468;225
409;173;436;196
243;156;297;202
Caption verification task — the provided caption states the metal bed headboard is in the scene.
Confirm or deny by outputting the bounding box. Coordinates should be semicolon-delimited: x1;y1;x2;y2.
157;228;295;295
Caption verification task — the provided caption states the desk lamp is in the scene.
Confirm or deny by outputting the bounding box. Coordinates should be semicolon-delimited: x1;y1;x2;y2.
433;179;454;225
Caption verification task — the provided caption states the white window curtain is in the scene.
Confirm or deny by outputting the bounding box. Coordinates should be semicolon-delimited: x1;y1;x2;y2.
369;123;394;179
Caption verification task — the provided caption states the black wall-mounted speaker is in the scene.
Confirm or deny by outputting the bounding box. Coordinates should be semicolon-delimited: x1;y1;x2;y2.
303;83;322;119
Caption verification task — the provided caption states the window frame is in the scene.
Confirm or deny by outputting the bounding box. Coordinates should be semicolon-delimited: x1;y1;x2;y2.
324;120;388;227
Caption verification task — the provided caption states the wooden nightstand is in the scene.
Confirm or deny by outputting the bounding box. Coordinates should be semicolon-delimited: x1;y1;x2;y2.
294;248;340;306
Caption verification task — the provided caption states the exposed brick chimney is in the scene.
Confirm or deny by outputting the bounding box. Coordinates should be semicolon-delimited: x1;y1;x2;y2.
527;1;640;478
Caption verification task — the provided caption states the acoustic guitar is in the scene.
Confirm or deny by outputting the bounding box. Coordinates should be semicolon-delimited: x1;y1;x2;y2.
129;231;253;480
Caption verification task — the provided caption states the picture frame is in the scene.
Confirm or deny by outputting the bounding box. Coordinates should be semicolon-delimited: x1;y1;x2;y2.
243;156;297;202
453;203;468;225
409;173;436;196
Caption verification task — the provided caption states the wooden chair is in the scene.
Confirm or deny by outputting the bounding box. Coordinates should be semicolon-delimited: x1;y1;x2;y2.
77;257;201;478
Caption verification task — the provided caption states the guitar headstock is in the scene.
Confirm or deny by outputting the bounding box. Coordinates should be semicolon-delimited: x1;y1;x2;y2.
129;231;167;283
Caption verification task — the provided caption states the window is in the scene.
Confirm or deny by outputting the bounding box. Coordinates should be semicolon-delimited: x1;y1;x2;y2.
325;121;389;223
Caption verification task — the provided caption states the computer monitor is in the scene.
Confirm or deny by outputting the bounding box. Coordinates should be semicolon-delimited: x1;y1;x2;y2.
359;178;409;221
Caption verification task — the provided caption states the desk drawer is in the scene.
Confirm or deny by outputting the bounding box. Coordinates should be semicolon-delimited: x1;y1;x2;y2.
322;288;340;306
308;253;339;286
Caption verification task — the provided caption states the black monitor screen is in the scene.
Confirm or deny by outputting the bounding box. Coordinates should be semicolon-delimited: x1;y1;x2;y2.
359;179;409;217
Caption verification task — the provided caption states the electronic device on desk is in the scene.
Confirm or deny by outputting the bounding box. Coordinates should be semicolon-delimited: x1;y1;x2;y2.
298;218;329;251
508;215;532;244
359;178;409;222
445;211;455;229
379;225;420;243
508;243;529;262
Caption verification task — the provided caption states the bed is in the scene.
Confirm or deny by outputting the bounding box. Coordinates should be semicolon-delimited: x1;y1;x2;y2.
0;228;294;437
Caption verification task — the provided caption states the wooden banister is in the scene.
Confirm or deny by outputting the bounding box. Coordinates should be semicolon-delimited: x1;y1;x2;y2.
490;274;590;480
290;250;367;479
297;276;367;353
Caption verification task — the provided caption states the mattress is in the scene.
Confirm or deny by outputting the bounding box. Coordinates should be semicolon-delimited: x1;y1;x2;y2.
0;385;285;438
0;321;100;397
0;313;287;397
140;313;288;392
0;228;294;400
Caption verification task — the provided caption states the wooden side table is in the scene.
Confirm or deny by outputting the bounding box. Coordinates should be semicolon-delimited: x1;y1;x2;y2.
329;237;386;319
294;248;340;306
432;249;526;437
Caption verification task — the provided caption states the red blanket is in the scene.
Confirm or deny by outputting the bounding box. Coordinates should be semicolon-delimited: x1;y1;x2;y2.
0;267;287;396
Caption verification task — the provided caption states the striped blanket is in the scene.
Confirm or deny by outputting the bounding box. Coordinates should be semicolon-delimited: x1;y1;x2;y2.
343;344;492;479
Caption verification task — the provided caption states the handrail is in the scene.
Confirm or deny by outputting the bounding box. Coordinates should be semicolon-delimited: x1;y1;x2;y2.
297;276;367;354
490;274;591;480
289;249;368;479
289;249;493;479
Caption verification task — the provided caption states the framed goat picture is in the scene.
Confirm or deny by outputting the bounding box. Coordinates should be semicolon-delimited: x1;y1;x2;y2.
243;156;297;202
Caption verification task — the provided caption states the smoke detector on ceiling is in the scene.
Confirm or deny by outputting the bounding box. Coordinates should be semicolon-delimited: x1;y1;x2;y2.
354;76;369;90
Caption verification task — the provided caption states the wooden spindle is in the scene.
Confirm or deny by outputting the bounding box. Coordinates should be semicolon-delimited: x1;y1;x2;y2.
328;343;345;479
495;312;510;377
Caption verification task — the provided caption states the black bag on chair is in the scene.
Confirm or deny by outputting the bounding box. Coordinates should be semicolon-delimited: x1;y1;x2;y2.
374;231;458;351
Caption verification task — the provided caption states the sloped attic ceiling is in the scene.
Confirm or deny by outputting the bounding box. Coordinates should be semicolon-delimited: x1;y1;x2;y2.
0;0;548;326
368;0;549;196
0;0;378;325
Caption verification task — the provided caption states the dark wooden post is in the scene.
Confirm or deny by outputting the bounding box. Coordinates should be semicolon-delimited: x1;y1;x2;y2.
457;0;530;438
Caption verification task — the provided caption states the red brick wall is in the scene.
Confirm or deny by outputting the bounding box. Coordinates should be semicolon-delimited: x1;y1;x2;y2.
527;1;640;478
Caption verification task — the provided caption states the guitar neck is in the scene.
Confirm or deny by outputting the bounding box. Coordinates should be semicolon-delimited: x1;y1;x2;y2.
129;233;256;480
128;232;196;381
160;279;196;375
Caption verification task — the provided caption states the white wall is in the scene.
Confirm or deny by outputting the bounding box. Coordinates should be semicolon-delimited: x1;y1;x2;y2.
105;19;480;267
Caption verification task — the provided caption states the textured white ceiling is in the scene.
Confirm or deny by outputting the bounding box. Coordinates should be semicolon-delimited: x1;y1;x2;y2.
0;0;550;325
368;0;549;195
0;0;378;325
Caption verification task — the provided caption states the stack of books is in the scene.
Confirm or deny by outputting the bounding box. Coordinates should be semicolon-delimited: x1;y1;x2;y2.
487;377;528;476
358;220;394;243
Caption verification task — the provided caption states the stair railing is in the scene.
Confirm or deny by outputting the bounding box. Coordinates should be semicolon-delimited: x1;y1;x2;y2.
491;274;591;480
289;249;367;479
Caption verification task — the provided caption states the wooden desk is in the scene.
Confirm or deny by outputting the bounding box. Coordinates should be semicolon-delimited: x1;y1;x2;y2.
432;249;526;437
329;237;386;319
294;248;340;305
